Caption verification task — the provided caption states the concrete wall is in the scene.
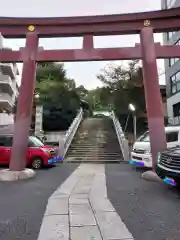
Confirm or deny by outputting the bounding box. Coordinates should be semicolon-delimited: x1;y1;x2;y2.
44;131;66;143
0;113;14;125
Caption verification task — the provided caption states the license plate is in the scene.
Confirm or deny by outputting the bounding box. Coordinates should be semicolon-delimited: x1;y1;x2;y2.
163;177;177;186
129;160;144;167
129;160;135;164
48;156;64;163
135;162;145;167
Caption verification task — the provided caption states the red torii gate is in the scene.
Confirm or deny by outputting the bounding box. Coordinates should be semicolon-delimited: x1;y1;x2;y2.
0;7;180;171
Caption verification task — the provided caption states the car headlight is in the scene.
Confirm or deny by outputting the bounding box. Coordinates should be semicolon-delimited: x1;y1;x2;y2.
157;152;161;163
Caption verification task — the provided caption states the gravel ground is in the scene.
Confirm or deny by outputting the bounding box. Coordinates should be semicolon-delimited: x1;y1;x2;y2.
0;163;78;240
106;163;180;240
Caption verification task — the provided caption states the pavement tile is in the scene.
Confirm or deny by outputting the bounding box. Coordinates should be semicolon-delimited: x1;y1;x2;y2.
70;193;89;199
72;186;92;194
95;211;134;240
90;197;115;212
69;203;92;215
45;198;68;215
70;213;96;227
37;215;69;240
71;226;102;240
69;196;89;205
50;191;70;199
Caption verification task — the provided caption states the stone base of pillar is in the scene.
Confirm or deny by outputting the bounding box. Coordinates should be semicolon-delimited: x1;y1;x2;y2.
0;168;36;181
141;170;162;183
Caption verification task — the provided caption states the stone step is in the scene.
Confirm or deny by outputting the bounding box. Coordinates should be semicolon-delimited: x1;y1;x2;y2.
65;157;122;163
67;154;121;159
67;149;121;152
68;150;121;154
69;146;120;152
69;143;120;147
67;153;121;157
66;117;123;163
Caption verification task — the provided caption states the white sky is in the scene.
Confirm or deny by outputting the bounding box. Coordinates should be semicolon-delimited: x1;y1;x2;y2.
1;0;165;89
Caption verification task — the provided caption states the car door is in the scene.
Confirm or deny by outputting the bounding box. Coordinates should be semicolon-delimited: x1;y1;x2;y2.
166;131;179;149
0;136;13;164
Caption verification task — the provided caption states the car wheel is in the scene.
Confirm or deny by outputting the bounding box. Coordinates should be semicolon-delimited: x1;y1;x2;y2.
31;158;43;169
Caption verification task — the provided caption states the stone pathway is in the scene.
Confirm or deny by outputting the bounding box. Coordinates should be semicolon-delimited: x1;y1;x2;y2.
37;164;133;240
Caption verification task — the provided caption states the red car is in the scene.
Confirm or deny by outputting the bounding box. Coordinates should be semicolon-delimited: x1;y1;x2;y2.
0;134;58;169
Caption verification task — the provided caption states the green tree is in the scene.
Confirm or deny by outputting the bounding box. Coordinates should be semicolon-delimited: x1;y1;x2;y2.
97;60;145;118
36;62;81;131
13;62;82;131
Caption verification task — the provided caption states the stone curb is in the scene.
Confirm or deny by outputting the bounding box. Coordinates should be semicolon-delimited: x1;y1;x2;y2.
0;168;36;181
141;170;162;183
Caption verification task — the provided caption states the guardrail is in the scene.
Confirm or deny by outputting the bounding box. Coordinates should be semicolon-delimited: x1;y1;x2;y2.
111;111;129;162
58;108;83;158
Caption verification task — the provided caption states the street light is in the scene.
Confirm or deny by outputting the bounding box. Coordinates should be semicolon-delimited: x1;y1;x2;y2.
129;103;135;112
35;93;40;99
128;103;136;141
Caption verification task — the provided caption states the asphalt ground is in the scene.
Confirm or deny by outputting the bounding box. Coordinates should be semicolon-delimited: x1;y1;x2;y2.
0;162;180;240
106;163;180;240
0;163;79;240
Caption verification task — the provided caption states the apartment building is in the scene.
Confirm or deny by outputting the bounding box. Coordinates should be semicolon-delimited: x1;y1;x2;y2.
161;0;180;125
0;35;19;125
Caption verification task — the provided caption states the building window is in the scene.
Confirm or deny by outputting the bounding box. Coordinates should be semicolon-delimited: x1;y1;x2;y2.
173;102;180;117
167;32;176;40
168;39;180;67
170;71;180;94
169;58;179;67
166;0;176;8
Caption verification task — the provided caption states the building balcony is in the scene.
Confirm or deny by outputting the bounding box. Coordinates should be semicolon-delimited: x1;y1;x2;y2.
168;116;180;126
0;93;14;112
0;75;14;95
0;63;16;79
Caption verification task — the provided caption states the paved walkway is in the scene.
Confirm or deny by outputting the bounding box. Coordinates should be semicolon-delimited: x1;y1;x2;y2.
38;164;133;240
0;164;78;240
1;163;180;239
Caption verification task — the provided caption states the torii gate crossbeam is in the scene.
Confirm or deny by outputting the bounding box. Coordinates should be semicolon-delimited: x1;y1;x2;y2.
0;44;180;62
0;8;179;172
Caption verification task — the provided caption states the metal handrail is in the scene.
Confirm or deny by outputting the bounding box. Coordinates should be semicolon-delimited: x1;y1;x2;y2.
59;108;83;158
111;111;129;161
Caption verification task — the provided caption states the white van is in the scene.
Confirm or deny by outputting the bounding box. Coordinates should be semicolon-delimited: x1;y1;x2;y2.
131;126;180;168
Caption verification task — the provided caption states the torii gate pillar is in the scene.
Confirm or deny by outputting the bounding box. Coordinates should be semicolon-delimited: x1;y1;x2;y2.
9;32;39;171
140;26;167;169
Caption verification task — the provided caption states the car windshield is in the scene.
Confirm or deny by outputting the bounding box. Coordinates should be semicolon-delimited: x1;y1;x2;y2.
29;136;44;147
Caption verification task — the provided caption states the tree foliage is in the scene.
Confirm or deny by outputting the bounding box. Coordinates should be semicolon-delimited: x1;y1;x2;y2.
13;62;91;132
96;60;146;118
35;62;82;131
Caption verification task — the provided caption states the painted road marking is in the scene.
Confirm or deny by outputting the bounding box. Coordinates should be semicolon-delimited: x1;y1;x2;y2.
37;164;134;240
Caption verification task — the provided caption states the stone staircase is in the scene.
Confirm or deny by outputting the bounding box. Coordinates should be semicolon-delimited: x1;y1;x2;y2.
65;117;123;163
